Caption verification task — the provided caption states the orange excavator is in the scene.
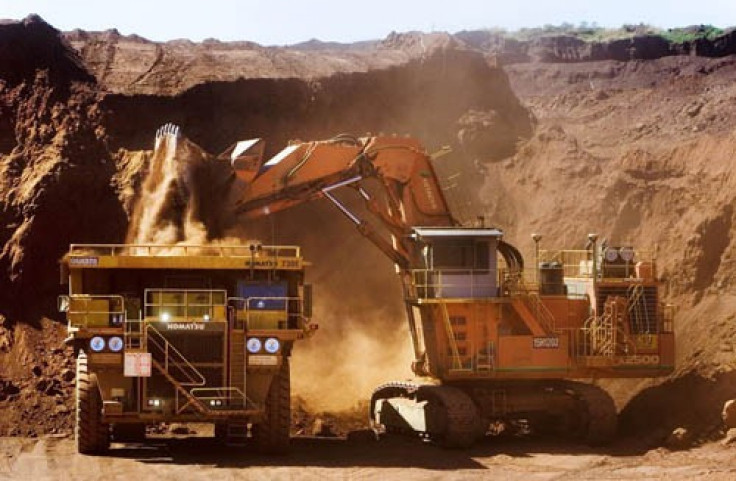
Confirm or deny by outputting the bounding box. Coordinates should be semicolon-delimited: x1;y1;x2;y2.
223;132;675;447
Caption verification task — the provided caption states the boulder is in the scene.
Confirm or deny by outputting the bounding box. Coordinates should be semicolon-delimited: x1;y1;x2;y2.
723;399;736;428
665;427;692;450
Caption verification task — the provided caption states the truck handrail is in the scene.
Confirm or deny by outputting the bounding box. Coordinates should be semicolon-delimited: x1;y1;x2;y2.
68;243;301;258
146;324;206;387
190;387;261;410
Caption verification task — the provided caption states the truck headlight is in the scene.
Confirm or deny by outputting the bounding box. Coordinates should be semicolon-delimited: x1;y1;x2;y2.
246;338;262;353
90;336;105;352
264;337;280;354
108;336;124;352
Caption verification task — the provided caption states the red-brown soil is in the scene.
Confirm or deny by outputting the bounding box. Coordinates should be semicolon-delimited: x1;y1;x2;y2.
1;13;736;456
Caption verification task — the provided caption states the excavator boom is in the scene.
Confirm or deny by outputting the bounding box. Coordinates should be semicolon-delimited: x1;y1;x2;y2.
232;135;454;225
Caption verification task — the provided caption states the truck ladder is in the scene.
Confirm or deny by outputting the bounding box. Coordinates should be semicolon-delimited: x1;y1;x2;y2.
149;358;208;414
124;319;144;350
229;329;246;404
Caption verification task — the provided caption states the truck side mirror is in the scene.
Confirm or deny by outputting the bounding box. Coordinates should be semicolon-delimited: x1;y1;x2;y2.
302;284;312;318
57;295;70;313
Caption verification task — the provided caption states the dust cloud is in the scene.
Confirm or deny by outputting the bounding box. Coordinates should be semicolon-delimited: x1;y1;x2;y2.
247;202;420;411
291;304;415;411
126;124;209;245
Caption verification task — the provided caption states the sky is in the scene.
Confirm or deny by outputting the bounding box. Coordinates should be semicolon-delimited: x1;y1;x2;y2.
2;0;736;45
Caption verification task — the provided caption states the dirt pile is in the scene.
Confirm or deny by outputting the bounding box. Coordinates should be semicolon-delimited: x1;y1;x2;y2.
291;396;369;437
0;318;74;436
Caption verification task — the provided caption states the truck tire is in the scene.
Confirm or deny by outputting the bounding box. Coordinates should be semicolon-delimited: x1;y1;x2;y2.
76;352;110;454
253;358;290;454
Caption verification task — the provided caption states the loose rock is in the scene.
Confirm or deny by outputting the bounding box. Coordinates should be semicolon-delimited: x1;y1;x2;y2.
722;428;736;445
61;369;75;383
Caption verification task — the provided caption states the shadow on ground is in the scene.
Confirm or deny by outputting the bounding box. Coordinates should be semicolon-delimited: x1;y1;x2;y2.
107;434;655;470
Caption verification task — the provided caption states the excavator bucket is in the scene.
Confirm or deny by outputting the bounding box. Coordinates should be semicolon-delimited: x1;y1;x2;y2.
219;138;266;184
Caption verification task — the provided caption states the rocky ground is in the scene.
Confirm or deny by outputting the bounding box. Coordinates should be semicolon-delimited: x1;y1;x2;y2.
2;12;736;473
3;434;736;480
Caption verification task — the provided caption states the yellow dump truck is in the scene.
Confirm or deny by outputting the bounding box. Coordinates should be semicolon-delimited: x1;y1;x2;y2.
59;243;314;454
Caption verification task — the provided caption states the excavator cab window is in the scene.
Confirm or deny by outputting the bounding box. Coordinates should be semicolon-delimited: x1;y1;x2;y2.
431;239;490;270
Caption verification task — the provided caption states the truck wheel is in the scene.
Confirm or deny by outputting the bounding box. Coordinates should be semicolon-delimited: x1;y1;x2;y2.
253;358;290;454
111;423;146;443
76;352;110;454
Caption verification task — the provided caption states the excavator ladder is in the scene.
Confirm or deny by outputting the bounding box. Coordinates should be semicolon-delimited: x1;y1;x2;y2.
440;302;469;372
627;284;651;334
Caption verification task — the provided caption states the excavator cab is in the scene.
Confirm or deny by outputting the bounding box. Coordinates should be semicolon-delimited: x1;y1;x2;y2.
410;227;501;299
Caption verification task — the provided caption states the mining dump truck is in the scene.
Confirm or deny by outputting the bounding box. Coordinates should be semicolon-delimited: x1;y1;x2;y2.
59;243;314;454
221;132;676;448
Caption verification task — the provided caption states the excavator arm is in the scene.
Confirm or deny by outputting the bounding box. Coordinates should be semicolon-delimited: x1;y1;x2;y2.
229;134;457;267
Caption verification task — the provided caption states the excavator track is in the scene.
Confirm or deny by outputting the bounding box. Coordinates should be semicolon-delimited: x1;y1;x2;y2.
371;382;483;449
557;381;617;446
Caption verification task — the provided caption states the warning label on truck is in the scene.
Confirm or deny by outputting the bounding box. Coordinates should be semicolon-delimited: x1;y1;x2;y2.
533;337;560;349
248;355;279;366
68;257;99;266
124;352;152;377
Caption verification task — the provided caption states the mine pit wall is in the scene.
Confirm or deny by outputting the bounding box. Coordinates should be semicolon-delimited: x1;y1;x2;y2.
101;49;531;159
0;17;125;323
0;24;534;329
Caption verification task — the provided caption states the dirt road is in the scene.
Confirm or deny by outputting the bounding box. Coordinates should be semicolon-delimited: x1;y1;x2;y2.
2;434;735;480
